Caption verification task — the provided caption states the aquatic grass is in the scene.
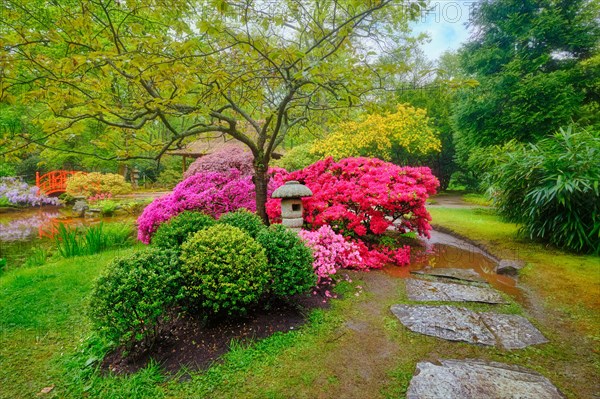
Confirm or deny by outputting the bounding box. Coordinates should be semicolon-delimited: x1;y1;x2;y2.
55;223;85;258
84;224;109;254
55;222;135;259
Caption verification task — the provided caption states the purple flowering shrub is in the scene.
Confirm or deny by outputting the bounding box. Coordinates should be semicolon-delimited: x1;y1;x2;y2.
183;144;254;179
0;177;60;207
137;170;256;243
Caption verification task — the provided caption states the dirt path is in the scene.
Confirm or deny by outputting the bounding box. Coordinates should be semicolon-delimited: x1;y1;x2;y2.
312;271;404;399
428;193;477;208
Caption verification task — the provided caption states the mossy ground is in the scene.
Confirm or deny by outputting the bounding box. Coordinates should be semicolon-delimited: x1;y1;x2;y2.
1;206;598;398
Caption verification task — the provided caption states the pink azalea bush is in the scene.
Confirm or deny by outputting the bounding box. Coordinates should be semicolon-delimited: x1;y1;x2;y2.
183;144;254;179
268;157;437;269
298;225;363;283
267;157;439;238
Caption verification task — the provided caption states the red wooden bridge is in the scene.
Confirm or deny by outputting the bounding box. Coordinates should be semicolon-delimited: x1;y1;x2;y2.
36;170;82;196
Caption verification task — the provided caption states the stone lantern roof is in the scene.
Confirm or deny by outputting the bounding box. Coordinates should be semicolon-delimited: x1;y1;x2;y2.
271;181;313;198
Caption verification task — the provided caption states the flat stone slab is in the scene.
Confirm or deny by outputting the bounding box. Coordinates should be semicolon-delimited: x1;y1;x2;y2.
411;267;487;283
405;278;507;304
407;359;565;399
480;312;549;349
390;305;547;349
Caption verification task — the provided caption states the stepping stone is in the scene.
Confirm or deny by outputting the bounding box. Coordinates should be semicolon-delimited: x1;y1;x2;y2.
480;312;549;349
411;267;487;283
390;305;496;346
390;304;547;349
405;278;507;304
407;359;565;399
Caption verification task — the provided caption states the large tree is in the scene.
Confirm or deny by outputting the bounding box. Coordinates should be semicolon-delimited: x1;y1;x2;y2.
453;0;600;161
0;0;425;222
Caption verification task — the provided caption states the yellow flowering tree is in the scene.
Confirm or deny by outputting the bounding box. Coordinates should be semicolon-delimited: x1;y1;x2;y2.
311;104;441;161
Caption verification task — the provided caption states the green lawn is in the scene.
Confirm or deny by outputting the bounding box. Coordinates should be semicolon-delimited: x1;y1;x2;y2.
1;211;599;398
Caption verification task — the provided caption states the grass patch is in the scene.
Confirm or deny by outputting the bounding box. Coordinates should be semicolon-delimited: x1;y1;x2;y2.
462;193;492;207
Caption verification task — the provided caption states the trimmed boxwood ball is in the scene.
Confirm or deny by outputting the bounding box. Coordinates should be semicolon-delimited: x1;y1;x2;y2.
217;209;266;238
152;211;216;249
179;224;270;316
88;248;182;348
257;224;317;297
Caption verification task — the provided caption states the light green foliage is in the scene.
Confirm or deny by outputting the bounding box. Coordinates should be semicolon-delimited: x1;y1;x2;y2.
488;126;600;254
96;199;118;216
179;225;269;316
217;209;266;239
152;211;216;249
256;224;316;297
275;143;321;171
89;248;182;348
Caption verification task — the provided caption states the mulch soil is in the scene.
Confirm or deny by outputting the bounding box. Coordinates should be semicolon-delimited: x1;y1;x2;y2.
101;291;330;375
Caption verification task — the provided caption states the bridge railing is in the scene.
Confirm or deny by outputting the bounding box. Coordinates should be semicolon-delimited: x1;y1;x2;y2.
36;170;82;196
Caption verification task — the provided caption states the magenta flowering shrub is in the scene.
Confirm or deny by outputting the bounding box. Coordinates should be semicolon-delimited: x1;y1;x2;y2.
137;170;255;243
267;157;439;238
298;225;363;283
139;165;287;244
268;157;435;269
0;177;60;207
183;144;254;179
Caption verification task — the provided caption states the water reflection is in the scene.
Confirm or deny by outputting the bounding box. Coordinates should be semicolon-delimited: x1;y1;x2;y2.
0;211;61;241
384;230;523;301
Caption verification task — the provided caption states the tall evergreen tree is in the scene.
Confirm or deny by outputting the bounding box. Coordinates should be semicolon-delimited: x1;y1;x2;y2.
453;0;600;162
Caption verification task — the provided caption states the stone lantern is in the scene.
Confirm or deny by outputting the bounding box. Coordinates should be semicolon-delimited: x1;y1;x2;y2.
271;180;313;232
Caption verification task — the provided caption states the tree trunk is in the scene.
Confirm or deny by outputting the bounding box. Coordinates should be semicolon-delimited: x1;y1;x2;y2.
253;160;270;226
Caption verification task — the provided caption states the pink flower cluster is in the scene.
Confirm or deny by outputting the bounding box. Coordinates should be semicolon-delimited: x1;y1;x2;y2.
298;225;363;283
267;157;439;238
353;241;411;269
137;170;255;243
88;192;112;203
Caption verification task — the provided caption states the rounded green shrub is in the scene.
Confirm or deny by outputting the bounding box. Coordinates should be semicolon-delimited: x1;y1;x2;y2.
180;225;270;316
256;224;316;297
217;209;266;238
152;211;216;249
88;248;182;348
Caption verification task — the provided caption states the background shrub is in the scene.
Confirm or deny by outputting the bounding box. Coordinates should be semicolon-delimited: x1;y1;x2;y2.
256;224;316;297
89;248;182;348
489;126;600;254
217;209;266;238
152;211;216;249
273;143;320;171
179;225;270;316
66;172;132;197
183;143;254;179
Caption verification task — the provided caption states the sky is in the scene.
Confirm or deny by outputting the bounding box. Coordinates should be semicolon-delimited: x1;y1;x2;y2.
410;1;477;61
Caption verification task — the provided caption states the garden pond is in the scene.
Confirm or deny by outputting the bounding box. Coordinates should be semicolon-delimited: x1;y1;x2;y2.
0;206;137;269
